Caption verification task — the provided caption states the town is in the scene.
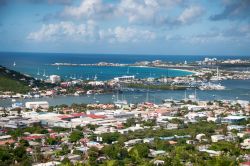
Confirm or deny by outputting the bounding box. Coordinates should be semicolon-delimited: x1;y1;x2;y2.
0;89;250;165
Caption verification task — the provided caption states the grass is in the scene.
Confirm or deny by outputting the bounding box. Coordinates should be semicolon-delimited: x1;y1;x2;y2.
0;76;30;93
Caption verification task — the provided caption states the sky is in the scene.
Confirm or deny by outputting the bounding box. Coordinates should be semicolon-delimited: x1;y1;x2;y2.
0;0;250;56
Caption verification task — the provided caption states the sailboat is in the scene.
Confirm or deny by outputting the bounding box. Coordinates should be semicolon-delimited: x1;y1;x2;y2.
86;75;90;81
37;68;40;75
114;91;128;105
43;69;46;77
127;67;130;74
13;61;16;67
94;74;97;81
57;66;60;70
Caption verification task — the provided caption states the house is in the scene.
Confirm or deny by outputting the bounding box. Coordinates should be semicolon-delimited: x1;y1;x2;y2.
196;133;206;142
227;125;245;131
211;135;225;142
200;149;221;156
33;161;61;166
222;115;246;123
25;101;49;109
241;139;250;149
149;149;166;157
240;161;250;166
153;160;165;166
124;139;142;147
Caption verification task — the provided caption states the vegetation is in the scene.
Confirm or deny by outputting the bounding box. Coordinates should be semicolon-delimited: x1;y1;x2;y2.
0;75;30;93
0;145;31;165
0;65;54;93
127;83;188;90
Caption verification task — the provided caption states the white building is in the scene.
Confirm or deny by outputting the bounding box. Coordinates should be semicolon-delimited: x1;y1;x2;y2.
211;134;225;142
49;75;61;84
25;101;49;109
114;75;135;82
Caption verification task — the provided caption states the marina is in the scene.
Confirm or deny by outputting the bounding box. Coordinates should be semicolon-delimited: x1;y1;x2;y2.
1;79;250;107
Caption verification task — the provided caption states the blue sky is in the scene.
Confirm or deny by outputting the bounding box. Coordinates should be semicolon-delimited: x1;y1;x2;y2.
0;0;250;55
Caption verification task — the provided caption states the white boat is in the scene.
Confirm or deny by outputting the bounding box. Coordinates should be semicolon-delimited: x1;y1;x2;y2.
43;69;46;77
114;99;128;105
199;82;225;90
114;92;127;105
37;68;40;75
94;74;97;81
13;61;16;67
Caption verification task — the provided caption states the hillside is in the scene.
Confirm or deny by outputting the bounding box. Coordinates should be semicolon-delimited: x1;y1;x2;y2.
0;66;53;94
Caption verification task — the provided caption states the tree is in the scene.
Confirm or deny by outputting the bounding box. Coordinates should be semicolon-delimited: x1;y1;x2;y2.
129;143;149;162
124;118;136;127
86;124;98;131
102;144;128;160
88;147;99;166
101;132;121;144
69;130;83;142
19;139;29;147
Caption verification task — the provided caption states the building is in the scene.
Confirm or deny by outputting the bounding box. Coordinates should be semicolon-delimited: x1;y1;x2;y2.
211;134;225;142
114;75;135;82
49;75;61;84
222;115;246;123
25;101;49;109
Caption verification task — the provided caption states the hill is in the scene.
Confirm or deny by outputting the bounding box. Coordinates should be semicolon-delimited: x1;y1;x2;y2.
0;66;53;94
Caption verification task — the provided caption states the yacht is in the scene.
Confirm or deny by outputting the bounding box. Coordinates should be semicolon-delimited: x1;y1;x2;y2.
13;61;16;67
43;69;46;77
114;92;128;105
94;74;97;81
37;68;40;75
199;82;225;90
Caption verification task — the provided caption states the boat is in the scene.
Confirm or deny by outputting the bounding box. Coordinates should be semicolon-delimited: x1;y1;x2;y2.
114;91;128;105
37;68;40;75
43;69;46;77
94;74;97;81
13;61;16;67
199;82;225;90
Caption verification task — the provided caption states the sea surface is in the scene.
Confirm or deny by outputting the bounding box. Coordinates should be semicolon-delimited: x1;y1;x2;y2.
0;52;199;80
0;52;250;107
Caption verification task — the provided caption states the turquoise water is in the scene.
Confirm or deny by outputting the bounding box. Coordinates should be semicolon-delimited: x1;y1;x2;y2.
1;79;250;107
0;52;194;80
25;65;192;81
0;52;250;107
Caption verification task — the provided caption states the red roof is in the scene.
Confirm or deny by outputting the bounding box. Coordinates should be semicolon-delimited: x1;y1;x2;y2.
58;115;74;119
87;114;106;119
23;135;44;141
0;139;15;145
71;112;86;117
241;161;250;166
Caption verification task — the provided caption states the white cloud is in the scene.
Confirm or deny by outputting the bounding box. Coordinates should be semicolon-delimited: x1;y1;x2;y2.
100;26;156;43
27;21;99;42
62;0;114;20
178;5;204;24
28;22;155;43
59;0;205;27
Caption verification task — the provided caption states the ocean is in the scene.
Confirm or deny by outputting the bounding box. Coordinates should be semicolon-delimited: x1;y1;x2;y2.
0;52;250;107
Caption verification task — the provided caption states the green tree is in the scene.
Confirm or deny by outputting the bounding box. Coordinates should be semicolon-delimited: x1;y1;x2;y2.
129;143;149;162
69;130;83;142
